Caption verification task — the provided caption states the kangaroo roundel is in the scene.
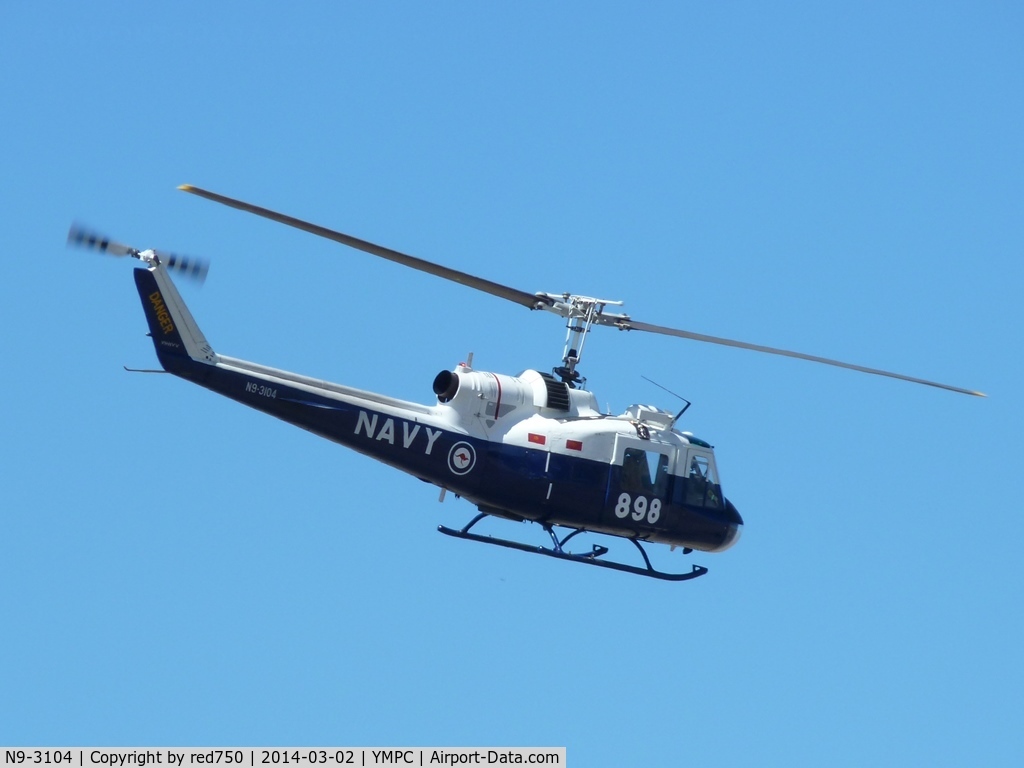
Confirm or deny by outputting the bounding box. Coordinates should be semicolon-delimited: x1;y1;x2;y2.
448;442;476;475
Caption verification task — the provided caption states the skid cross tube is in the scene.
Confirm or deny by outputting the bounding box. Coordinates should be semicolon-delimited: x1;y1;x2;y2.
437;513;708;582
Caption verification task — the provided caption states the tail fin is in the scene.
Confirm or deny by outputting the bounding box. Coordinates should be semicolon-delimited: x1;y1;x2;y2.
133;266;217;370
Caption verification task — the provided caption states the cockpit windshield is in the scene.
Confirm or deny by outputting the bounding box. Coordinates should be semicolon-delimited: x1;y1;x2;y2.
676;450;722;509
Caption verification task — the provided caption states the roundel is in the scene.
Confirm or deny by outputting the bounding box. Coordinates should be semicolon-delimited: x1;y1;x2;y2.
447;441;476;475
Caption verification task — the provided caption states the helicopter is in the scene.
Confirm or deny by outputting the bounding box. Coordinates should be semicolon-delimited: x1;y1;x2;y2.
69;185;985;581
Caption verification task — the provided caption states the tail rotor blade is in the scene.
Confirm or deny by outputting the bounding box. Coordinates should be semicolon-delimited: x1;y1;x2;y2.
160;251;210;283
67;223;137;258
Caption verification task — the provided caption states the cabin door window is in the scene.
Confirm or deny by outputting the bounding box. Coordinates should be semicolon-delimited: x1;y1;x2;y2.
616;441;672;498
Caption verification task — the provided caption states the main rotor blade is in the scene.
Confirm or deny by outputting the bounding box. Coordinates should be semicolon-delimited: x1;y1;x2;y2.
616;318;985;397
177;185;983;397
178;185;547;310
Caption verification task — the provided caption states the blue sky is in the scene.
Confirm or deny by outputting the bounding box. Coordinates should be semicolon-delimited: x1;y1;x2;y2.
2;2;1021;765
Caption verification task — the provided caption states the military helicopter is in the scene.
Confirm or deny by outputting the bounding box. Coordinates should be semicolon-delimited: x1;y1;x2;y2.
68;186;985;581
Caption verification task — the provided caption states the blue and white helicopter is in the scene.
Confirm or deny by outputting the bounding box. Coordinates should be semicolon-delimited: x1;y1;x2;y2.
69;186;984;581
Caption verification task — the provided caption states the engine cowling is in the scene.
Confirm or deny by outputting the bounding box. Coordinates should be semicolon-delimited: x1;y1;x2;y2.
431;366;598;419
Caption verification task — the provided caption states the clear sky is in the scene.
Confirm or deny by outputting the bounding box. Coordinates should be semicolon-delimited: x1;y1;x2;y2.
2;2;1021;765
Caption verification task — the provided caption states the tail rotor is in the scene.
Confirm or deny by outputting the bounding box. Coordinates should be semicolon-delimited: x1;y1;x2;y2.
67;223;209;283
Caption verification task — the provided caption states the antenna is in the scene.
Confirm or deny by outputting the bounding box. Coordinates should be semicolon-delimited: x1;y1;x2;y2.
641;375;691;426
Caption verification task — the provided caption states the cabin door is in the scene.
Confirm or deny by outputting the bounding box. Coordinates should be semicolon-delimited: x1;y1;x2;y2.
609;435;675;527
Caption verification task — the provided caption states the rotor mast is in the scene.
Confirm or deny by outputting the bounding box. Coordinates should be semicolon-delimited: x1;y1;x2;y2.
537;293;626;388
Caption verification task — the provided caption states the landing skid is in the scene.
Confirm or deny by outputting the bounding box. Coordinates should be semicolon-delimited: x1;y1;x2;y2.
438;513;708;582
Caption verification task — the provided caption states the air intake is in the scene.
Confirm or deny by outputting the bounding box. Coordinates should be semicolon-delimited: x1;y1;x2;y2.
539;372;570;411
